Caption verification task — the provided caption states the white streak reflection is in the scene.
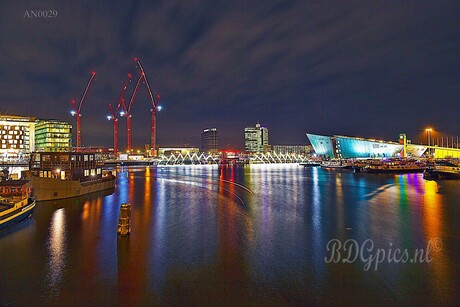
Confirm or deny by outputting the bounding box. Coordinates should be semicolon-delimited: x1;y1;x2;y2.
47;208;67;295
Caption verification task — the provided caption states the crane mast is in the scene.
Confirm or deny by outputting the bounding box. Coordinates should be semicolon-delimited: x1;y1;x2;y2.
123;75;144;152
107;74;132;156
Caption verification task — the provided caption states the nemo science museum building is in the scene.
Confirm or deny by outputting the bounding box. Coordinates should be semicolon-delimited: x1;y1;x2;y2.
306;133;427;159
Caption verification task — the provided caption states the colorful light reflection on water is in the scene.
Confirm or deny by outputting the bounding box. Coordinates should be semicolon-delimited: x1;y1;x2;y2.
0;165;459;305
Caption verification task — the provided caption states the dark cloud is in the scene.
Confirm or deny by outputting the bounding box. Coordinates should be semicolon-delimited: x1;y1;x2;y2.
1;0;460;149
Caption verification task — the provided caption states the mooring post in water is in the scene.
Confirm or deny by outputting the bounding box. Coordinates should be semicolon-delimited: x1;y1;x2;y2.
117;203;131;236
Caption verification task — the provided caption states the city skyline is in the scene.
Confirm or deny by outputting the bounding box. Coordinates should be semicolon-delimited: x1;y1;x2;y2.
1;2;460;305
1;1;460;148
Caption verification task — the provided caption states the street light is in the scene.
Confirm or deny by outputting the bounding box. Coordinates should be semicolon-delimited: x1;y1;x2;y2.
425;128;433;157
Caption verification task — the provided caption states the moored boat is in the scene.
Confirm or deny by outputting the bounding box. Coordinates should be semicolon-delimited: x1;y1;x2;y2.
321;159;353;169
352;159;377;173
423;161;460;180
27;152;116;201
300;160;321;167
362;159;425;174
0;178;36;231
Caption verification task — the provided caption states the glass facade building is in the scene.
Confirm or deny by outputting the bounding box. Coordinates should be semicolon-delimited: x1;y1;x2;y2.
306;133;418;159
35;120;72;152
245;122;269;153
334;136;403;158
200;128;218;153
306;134;335;158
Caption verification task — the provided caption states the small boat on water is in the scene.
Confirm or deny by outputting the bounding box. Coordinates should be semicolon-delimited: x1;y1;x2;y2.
321;159;353;169
0;173;36;231
300;160;321;167
424;161;460;180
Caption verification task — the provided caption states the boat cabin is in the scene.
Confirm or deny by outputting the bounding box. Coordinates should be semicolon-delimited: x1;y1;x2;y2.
0;180;30;202
30;152;104;182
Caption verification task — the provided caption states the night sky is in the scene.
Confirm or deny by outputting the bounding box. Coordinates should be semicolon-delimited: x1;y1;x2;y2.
1;1;460;149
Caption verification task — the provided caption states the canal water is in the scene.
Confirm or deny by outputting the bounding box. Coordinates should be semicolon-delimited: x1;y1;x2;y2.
0;165;459;305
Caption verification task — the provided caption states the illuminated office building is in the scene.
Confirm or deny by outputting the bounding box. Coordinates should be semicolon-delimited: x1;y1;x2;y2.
0;114;36;160
200;128;218;153
245;122;269;153
35;120;72;152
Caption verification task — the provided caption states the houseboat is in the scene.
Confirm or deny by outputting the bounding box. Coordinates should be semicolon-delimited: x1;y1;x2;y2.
0;176;36;231
362;159;425;174
423;161;460;180
28;152;116;201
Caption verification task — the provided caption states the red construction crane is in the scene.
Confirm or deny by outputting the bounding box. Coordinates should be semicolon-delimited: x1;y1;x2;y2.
121;74;144;152
71;72;96;151
134;58;161;156
107;73;132;156
121;58;161;154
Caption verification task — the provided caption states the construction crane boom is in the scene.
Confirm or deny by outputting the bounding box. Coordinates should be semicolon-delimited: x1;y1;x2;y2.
117;73;132;110
134;58;161;155
135;58;159;108
127;75;144;113
119;58;161;155
71;72;96;151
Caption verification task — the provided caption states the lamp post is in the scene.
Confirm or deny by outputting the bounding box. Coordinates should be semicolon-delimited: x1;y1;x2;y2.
425;128;432;158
